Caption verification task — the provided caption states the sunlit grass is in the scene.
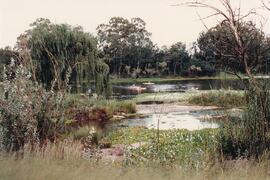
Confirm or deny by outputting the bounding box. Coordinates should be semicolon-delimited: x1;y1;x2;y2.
0;127;270;180
188;90;245;108
0;150;269;180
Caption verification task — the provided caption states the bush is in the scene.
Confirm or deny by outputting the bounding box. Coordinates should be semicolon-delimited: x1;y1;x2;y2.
0;61;68;152
219;81;270;158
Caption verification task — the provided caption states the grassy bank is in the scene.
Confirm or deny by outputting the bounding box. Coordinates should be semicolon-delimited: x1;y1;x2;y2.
64;94;137;116
188;90;245;108
134;90;245;107
134;91;201;104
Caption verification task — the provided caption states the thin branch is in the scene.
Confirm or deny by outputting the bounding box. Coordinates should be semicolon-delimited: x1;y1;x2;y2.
261;0;270;11
198;12;220;21
195;10;210;30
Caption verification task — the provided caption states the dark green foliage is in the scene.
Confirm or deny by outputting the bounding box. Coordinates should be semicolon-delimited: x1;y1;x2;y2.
97;17;155;77
166;42;190;76
197;21;270;74
188;53;217;77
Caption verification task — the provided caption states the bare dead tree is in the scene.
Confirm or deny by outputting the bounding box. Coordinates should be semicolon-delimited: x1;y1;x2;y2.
180;1;270;157
180;0;265;86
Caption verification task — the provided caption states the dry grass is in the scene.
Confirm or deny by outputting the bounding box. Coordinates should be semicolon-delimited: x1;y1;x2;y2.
0;142;270;180
0;156;270;180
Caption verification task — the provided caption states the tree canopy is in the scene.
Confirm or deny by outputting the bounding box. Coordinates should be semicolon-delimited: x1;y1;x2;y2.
197;21;270;74
97;17;155;77
17;18;111;96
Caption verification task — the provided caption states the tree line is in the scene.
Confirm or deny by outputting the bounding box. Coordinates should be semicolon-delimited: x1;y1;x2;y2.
0;16;270;88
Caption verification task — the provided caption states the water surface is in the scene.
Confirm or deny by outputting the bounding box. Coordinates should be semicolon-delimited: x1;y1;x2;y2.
117;109;220;131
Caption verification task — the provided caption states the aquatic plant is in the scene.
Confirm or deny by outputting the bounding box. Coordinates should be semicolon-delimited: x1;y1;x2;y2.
104;127;219;168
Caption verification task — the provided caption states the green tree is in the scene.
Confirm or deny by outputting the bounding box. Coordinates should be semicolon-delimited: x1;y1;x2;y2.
166;42;190;76
97;17;154;77
17;18;111;96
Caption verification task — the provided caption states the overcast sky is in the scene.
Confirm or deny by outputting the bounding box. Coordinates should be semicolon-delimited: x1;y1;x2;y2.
0;0;269;48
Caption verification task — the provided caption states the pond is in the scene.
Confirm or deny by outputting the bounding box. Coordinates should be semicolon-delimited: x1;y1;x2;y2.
70;78;248;131
116;108;222;131
71;78;247;97
116;112;218;131
114;104;243;131
115;104;242;131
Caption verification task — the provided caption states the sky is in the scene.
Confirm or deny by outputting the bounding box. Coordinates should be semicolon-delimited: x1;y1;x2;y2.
0;0;270;48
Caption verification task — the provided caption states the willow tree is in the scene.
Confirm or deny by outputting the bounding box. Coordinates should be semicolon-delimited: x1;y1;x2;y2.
17;18;111;96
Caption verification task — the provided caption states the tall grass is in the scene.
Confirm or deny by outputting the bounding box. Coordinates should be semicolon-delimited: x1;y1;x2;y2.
188;90;245;107
219;81;270;158
64;94;136;115
0;143;270;180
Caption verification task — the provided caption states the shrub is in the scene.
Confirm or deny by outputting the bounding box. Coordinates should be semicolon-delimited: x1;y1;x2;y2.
219;81;270;158
0;62;41;151
0;61;68;152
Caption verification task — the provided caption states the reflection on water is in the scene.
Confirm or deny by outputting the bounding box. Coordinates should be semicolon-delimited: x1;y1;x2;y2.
117;110;219;131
